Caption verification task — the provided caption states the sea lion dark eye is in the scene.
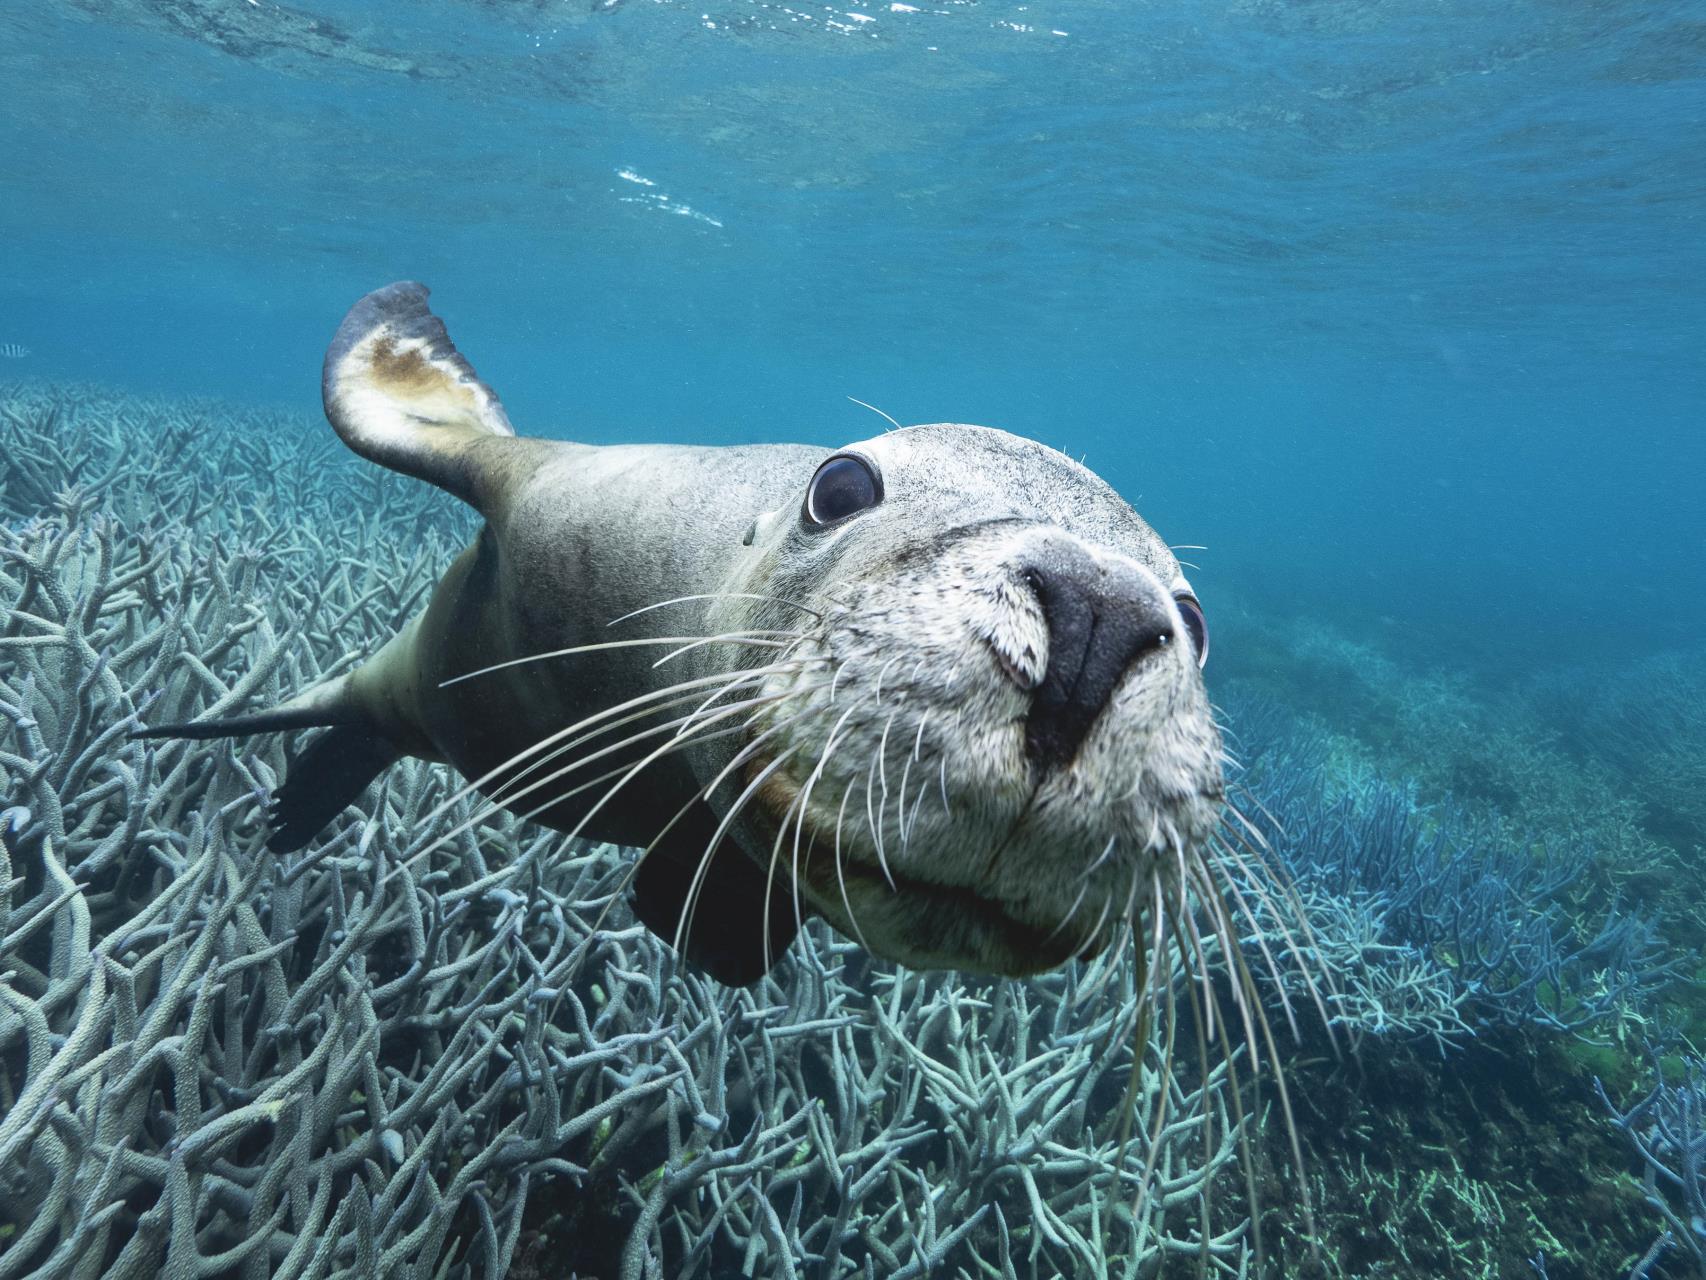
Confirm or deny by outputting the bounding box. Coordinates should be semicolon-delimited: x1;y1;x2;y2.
803;454;882;527
1175;594;1209;668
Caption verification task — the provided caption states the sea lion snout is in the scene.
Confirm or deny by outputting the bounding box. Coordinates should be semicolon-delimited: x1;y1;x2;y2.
1010;536;1178;772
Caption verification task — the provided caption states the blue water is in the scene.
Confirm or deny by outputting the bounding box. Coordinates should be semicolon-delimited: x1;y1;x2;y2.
4;1;1703;662
4;4;1706;1274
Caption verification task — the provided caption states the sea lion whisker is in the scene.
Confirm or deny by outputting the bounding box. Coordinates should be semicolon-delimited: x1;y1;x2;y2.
1190;856;1321;1263
828;654;859;704
1164;902;1237;1277
1072;917;1133;1008
1124;881;1182;1227
579;700;832;950
874;709;899;841
387;679;815;885
1068;893;1113;963
845;394;904;432
1210;835;1327;1029
871;654;904;703
861;721;900;893
478;669;808;814
425;665;806;845
515;691;830;845
764;702;863;971
649;630;806;668
830;779;874;955
894;711;932;850
1044;875;1093;944
397;660;811;862
1074;834;1120;886
439;633;793;687
525;699;834;974
1185;858;1267;1089
1222;784;1283;852
900;716;936;846
756;751;817;975
605;592;823;627
1172;840;1223;1050
1182;845;1324;1265
488;704;785;833
1071;877;1142;1007
1196;838;1309;1037
673;743;808;961
1204;807;1340;1040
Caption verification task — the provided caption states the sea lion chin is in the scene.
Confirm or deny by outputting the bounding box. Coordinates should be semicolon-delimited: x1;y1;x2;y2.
137;282;1223;986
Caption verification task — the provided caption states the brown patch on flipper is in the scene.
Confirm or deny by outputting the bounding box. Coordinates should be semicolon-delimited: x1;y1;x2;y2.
368;334;445;392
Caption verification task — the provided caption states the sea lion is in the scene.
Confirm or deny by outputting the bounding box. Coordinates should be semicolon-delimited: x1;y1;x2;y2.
142;282;1224;986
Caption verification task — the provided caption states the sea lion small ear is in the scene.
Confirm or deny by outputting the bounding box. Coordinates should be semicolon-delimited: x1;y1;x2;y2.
742;507;785;548
322;282;521;513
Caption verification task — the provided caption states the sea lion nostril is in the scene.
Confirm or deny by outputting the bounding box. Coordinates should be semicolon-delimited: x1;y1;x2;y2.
1020;548;1175;771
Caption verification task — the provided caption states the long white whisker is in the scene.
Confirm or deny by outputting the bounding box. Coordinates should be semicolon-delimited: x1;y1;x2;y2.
846;395;904;431
1044;876;1092;943
606;592;823;627
764;703;862;969
386;676;818;885
398;660;812;860
650;631;801;668
831;778;873;954
440;633;789;686
580;699;829;945
1075;834;1120;885
862;728;899;892
675;743;806;960
480;670;798;814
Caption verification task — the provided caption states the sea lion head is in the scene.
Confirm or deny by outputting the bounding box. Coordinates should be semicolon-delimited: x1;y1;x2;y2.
703;423;1222;976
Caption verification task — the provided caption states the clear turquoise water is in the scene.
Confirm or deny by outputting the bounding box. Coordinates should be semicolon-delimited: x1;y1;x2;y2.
4;0;1703;667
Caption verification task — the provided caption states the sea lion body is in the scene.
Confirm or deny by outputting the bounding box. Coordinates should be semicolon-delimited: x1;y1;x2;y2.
360;441;819;850
145;283;1225;985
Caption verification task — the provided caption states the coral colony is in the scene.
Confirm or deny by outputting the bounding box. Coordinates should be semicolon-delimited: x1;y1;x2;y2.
0;383;1692;1278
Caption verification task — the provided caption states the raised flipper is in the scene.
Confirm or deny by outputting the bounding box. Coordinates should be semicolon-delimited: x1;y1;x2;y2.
135;283;538;851
322;281;538;517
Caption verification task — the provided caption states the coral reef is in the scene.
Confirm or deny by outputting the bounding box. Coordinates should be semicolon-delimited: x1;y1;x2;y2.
0;382;1693;1278
1231;716;1674;1042
1599;1056;1706;1280
0;383;1246;1278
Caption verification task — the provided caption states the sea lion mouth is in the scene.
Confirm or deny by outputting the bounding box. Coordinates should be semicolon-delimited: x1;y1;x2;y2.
744;750;1105;973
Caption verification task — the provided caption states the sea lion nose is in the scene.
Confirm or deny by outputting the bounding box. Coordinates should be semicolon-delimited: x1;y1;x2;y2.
1019;542;1175;771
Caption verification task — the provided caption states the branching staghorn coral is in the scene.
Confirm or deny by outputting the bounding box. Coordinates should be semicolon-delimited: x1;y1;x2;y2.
0;383;1252;1279
1598;1056;1706;1280
1228;713;1674;1045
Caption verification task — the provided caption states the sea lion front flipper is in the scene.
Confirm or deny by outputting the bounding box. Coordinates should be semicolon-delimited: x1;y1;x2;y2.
266;725;404;853
322;281;531;516
629;810;804;985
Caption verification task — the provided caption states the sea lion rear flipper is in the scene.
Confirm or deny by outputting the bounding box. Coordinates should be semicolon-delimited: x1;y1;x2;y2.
630;818;804;985
133;674;402;852
131;674;359;741
322;281;531;516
